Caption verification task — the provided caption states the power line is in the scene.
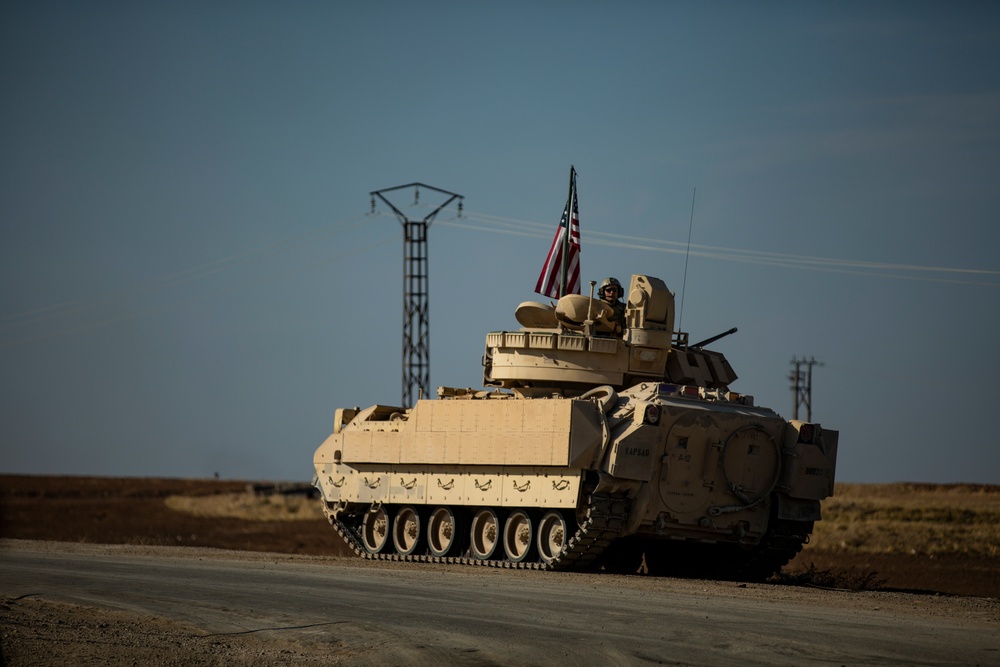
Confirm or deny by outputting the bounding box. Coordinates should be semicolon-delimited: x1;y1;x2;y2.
4;203;996;348
440;209;1000;286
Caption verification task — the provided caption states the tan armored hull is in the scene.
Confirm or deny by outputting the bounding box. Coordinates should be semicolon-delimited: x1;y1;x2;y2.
315;398;603;510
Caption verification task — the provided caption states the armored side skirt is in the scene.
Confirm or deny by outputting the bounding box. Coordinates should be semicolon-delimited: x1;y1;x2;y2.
315;463;583;509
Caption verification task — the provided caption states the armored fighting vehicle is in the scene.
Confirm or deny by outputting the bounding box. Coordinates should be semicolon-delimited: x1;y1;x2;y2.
312;274;838;579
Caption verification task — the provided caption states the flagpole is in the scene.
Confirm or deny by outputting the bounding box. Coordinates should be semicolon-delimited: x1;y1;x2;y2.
560;166;575;297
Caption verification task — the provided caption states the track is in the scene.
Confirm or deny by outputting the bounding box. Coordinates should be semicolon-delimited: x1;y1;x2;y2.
327;493;630;571
325;493;813;580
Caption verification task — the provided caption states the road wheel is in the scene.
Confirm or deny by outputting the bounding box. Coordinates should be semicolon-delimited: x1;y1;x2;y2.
503;510;536;563
392;505;422;556
537;510;569;564
470;508;503;560
361;505;390;554
427;506;461;557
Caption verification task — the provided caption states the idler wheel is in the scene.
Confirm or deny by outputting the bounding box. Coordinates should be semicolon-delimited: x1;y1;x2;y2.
537;510;569;564
392;505;422;556
470;508;504;560
361;505;390;554
503;510;537;563
427;506;461;557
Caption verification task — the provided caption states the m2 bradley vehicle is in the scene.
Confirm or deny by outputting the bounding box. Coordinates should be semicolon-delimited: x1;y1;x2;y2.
312;274;838;579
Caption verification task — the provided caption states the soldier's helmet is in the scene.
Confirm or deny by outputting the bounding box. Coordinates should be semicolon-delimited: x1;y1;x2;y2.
599;277;623;299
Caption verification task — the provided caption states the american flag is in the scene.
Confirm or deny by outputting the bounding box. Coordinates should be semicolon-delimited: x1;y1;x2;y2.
534;167;581;299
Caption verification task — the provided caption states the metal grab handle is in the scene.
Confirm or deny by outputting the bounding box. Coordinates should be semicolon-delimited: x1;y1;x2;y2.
330;476;346;488
552;480;570;491
363;477;381;489
437;479;455;490
474;479;493;491
400;477;417;490
513;480;531;492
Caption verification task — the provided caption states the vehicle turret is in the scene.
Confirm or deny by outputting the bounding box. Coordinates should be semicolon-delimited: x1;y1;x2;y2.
484;274;737;394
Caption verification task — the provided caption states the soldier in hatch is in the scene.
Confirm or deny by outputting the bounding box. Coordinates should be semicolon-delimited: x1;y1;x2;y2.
599;277;626;335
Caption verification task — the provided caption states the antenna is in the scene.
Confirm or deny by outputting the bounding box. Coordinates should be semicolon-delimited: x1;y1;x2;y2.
677;187;697;332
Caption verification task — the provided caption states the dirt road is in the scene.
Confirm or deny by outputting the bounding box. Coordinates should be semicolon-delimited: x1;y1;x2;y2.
2;540;998;666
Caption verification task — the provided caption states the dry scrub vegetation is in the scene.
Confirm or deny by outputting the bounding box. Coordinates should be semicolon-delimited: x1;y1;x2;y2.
166;482;1000;560
165;492;324;522
809;483;1000;558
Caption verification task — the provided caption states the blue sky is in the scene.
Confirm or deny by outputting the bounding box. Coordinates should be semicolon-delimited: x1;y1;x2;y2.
2;2;998;483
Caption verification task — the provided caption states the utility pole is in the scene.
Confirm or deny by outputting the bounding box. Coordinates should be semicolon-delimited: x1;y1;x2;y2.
789;356;824;421
370;183;463;408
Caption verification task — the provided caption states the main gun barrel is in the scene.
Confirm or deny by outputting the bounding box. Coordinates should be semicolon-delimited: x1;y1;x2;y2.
691;327;738;349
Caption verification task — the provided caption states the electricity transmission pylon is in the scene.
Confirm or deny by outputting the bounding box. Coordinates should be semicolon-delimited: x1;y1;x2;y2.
789;356;824;421
370;183;463;407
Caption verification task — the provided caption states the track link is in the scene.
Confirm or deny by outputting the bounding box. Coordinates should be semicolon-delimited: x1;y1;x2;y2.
323;494;630;572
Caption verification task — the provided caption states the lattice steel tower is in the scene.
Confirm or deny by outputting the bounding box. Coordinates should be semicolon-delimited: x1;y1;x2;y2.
789;356;824;421
370;183;464;407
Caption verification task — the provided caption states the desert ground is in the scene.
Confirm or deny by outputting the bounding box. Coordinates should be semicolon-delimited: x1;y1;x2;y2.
1;475;997;665
1;475;996;597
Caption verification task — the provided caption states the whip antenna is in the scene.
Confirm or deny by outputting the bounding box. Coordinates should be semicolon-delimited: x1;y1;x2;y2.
678;187;697;333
